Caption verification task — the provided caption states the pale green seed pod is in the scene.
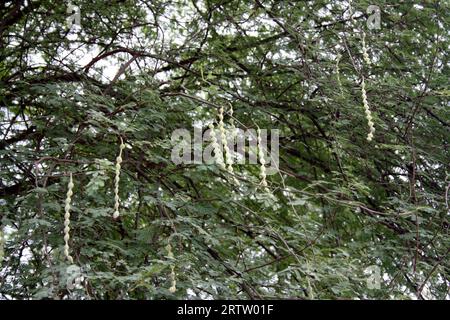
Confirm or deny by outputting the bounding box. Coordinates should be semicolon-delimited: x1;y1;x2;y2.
257;127;269;192
113;140;126;219
218;106;234;174
361;32;371;66
225;104;240;185
169;265;177;293
361;78;375;142
209;123;225;169
166;244;177;293
64;173;74;264
228;103;235;133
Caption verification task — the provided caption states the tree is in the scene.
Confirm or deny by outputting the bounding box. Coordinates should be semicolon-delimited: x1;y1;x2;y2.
0;0;448;300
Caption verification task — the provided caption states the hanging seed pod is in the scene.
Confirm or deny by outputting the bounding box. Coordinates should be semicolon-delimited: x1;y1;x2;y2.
348;1;371;66
166;243;177;293
228;103;238;145
349;0;355;24
169;265;177;293
228;103;235;134
228;103;236;163
361;32;371;66
221;104;240;185
218;106;234;173
64;173;74;264
361;77;376;141
257;127;269;193
113;138;126;219
209;123;225;169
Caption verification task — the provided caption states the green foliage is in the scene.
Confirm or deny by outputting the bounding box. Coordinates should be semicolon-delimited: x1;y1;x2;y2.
0;0;448;300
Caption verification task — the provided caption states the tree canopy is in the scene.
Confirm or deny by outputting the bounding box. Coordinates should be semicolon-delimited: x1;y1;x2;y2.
0;0;448;299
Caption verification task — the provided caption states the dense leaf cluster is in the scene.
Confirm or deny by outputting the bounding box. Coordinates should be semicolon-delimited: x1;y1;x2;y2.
0;0;448;299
